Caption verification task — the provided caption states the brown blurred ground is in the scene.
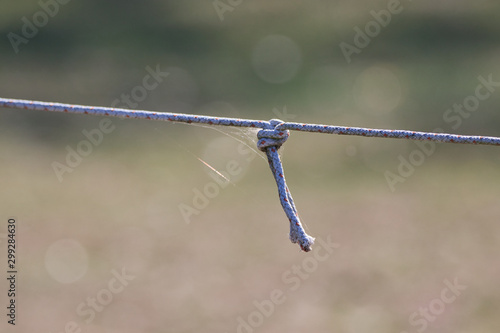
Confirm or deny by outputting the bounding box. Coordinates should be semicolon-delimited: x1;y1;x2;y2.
1;122;500;332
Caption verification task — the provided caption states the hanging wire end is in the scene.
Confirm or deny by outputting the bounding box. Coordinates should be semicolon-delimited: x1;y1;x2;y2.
258;119;316;252
290;227;315;252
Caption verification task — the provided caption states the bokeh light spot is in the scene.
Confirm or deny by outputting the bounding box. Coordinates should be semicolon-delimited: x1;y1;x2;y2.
45;239;88;284
352;66;403;115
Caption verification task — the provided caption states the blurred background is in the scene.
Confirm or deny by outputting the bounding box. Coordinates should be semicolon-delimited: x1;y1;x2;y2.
1;1;500;332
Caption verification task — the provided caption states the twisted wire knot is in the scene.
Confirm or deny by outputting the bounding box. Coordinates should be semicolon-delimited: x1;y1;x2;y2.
257;119;315;252
257;119;289;152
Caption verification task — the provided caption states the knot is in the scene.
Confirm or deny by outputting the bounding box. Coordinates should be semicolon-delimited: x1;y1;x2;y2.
257;119;315;252
257;119;290;152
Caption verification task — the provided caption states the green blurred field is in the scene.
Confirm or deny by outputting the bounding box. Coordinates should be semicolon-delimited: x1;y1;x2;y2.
1;1;500;332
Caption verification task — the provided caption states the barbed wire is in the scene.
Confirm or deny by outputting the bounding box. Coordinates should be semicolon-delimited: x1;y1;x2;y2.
2;97;500;252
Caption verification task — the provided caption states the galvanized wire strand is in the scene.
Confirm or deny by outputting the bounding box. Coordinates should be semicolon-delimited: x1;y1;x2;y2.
2;98;500;145
0;98;272;129
2;97;500;252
